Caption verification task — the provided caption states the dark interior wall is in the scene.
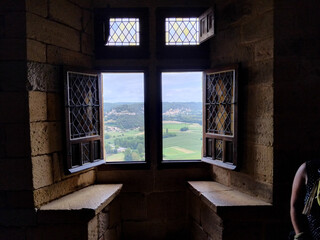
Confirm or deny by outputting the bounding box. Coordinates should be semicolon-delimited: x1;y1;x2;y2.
274;0;320;211
208;0;274;201
0;1;35;237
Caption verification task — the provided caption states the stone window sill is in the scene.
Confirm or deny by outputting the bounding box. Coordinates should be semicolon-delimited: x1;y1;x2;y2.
188;181;271;214
38;184;122;223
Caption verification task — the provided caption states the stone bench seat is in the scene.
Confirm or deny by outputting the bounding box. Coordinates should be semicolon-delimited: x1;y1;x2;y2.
37;184;123;240
188;181;272;240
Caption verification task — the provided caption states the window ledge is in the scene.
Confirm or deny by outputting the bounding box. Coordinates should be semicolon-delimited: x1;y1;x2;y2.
38;184;122;223
188;181;271;214
201;157;237;170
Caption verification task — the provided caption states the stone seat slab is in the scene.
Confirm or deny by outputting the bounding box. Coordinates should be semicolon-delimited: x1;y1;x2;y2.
38;184;122;223
188;181;271;216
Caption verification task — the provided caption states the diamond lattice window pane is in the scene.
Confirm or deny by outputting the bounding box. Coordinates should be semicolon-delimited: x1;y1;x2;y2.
106;18;140;46
205;71;234;136
67;73;101;139
165;18;199;45
215;139;223;160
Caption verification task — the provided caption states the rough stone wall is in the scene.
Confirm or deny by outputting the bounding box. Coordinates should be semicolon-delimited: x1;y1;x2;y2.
26;0;96;208
209;0;274;202
0;0;100;239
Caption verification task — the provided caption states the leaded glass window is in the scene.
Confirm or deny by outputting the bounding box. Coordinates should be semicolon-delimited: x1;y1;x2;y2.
206;70;234;136
202;67;238;170
64;71;105;174
165;17;199;45
67;73;101;139
106;18;140;46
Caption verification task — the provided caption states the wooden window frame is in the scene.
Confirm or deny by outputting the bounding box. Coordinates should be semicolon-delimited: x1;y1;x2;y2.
156;7;210;60
94;8;149;59
199;7;214;43
202;65;239;170
64;71;105;174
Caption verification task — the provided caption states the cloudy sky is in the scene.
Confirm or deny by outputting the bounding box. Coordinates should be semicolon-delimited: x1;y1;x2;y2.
102;72;202;103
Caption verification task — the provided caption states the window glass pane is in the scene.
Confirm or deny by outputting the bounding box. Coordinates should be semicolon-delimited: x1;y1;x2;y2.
162;72;202;161
106;18;140;46
103;73;145;162
165;18;199;45
205;70;234;136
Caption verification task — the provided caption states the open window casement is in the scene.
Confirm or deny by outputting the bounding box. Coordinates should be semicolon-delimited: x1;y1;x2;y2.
199;7;214;43
64;71;105;174
202;66;238;170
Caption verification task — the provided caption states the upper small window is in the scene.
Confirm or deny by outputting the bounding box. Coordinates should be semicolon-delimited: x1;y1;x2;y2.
106;18;140;46
165;18;199;45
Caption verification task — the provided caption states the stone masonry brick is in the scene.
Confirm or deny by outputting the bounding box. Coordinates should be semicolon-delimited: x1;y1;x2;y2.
29;91;47;122
27;62;61;92
52;152;62;182
32;155;53;189
241;11;273;44
190;220;208;240
96;169;153;193
109;197;121;228
82;9;94;34
254;38;274;62
246;116;273;146
120;192;147;221
49;0;82;30
33;169;95;207
246;84;273;118
27;39;46;63
98;210;109;237
69;0;93;9
47;45;93;67
30;121;62;156
26;0;48;17
247;144;273;183
47;92;62;121
81;32;94;55
188;191;201;223
200;203;223;239
88;215;98;240
26;13;80;52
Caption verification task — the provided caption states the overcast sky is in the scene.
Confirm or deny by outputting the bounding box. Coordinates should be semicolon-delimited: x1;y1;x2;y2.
102;72;202;103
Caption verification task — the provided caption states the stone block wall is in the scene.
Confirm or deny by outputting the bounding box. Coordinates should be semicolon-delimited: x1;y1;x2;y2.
0;0;99;239
208;0;274;202
97;168;210;240
26;0;96;208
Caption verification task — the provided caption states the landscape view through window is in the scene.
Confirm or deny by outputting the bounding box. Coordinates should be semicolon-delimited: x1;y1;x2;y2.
103;72;202;162
162;72;202;161
103;73;145;162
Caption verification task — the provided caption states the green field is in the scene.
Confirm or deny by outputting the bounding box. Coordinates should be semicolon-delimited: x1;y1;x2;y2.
162;122;202;160
104;121;202;162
